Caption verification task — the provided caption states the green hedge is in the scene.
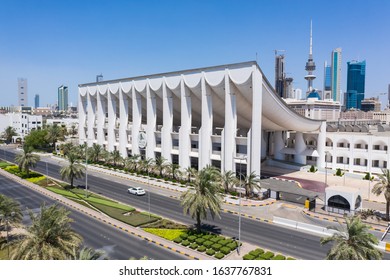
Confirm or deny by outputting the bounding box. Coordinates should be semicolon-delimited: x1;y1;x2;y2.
202;235;213;240
173;237;182;243
226;242;237;250
143;229;187;241
195;238;205;245
214;252;225;259
189;243;198;250
197;245;206;252
272;255;286;260
206;249;215;256
249;248;264;257
180;233;188;240
218;239;229;246
188;235;197;242
261;252;275;260
243;254;255;260
203;241;214;248
287;257;296;260
220;246;231;255
181;240;190;246
211;243;222;251
210;237;222;243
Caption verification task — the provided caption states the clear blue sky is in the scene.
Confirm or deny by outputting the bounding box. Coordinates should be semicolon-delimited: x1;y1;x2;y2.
0;0;389;107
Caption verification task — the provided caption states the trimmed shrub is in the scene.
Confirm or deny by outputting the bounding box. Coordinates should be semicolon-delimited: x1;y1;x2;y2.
195;238;205;245
203;241;214;248
261;251;275;260
214;252;225;259
188;235;197;242
271;255;286;260
202;235;213;240
181;240;190;246
197;245;206;252
220;246;231;255
287;257;296;260
243;254;255;260
206;249;215;256
210;237;222;243
180;233;188;240
249;248;264;257
173;237;182;243
226;242;237;250
255;257;266;260
189;243;198;250
211;243;222;251
217;239;230;246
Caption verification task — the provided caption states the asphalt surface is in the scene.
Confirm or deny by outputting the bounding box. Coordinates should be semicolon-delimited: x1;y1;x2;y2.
2;147;390;260
0;171;185;260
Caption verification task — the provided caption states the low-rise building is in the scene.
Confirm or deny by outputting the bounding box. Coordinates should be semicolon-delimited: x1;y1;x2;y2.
0;113;43;139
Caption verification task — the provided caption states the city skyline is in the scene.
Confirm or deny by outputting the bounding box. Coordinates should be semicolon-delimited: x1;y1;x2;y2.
0;0;389;107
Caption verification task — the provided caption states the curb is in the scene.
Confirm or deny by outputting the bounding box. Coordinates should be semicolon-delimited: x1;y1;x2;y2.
222;209;272;224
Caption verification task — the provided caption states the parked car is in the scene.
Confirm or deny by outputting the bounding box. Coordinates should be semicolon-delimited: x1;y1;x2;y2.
128;187;146;196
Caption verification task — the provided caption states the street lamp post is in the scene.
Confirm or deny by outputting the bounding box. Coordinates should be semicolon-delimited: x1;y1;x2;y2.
85;142;89;198
234;155;247;255
46;160;49;187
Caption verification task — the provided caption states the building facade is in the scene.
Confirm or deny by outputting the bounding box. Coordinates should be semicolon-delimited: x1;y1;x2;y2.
331;48;342;102
34;94;40;108
346;60;366;110
323;62;332;99
361;97;381;112
58;85;69;111
0;113;42;138
79;62;326;175
18;78;28;107
275;54;285;98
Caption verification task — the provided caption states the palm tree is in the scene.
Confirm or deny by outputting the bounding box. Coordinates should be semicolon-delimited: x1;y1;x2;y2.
110;150;122;167
125;154;140;172
0;194;23;233
372;169;390;221
166;162;181;180
7;204;82;260
243;171;260;198
2;126;17;143
89;143;103;163
154;156;167;177
14;145;40;177
220;170;237;194
140;158;153;174
69;247;105;260
180;165;223;232
184;167;196;183
60;152;85;188
45;124;65;148
59;142;74;156
320;215;382;260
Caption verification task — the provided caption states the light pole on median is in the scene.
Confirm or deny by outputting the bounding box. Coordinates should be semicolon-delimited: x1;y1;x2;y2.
138;131;150;220
85;141;89;198
234;154;247;255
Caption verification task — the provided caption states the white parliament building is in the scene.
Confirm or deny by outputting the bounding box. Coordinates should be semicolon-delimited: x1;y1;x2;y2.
78;61;326;175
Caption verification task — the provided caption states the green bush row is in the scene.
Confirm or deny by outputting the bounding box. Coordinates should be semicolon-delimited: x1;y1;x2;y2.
244;248;294;261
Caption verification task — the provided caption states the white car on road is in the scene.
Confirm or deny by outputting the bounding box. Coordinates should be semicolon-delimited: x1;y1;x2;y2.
128;187;146;196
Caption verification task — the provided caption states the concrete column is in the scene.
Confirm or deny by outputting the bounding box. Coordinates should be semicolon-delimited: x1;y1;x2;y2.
316;121;326;168
224;71;237;173
294;132;306;165
179;78;191;169
87;93;96;147
96;93;106;146
161;80;173;162
146;83;156;160
107;92;116;152
250;67;262;176
274;131;284;160
119;89;129;157
78;92;87;144
199;74;212;169
132;84;142;156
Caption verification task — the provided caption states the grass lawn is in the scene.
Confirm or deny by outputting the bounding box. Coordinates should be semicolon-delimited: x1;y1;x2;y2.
0;161;13;168
0;239;8;260
143;219;188;229
90;202;159;227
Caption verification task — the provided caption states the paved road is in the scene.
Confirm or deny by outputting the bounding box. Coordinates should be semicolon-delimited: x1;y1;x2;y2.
2;148;390;260
0;172;185;260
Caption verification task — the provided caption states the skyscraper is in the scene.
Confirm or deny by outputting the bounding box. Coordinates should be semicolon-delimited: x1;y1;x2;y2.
304;20;316;96
331;48;342;101
34;94;39;108
58;85;68;111
275;53;285;98
346;60;366;110
323;61;331;99
18;78;28;106
388;84;390;108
